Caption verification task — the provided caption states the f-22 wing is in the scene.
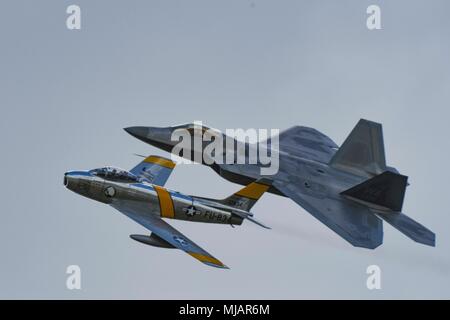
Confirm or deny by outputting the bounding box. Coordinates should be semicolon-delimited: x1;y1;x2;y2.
273;181;384;249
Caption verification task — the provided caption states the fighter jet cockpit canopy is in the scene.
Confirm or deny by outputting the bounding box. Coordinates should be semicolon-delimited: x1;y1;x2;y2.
170;123;214;134
89;167;139;183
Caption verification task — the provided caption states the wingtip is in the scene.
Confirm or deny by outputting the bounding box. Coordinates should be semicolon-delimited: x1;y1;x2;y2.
188;252;229;269
203;261;230;269
416;232;436;247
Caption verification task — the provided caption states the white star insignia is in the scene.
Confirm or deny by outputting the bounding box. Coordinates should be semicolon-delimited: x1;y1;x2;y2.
183;205;198;217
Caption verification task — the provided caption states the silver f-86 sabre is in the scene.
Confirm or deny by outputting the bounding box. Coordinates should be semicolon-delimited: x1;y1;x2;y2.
64;155;271;268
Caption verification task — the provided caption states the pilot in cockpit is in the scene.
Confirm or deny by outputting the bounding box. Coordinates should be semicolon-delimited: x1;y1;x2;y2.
89;167;139;183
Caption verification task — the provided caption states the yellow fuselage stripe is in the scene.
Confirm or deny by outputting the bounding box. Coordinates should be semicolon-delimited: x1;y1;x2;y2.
154;186;175;219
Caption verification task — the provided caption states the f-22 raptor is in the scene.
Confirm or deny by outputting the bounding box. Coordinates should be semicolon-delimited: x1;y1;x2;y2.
124;119;435;249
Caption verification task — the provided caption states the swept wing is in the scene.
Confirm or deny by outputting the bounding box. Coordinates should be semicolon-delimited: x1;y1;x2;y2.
269;126;338;163
273;181;383;249
110;199;228;269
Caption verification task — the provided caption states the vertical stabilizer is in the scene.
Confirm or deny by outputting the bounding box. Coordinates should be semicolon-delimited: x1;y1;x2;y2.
330;119;387;176
220;178;272;211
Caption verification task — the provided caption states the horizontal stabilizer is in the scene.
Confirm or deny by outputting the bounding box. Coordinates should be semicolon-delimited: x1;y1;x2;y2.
374;211;435;247
231;210;271;229
246;216;271;229
341;171;408;212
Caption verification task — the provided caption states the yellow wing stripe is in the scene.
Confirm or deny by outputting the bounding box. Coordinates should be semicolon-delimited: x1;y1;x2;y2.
188;252;225;267
235;182;270;200
143;156;176;169
154;186;175;219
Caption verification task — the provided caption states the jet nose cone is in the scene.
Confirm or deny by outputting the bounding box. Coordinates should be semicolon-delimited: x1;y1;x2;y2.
64;171;88;188
124;126;149;139
63;172;77;188
124;125;178;152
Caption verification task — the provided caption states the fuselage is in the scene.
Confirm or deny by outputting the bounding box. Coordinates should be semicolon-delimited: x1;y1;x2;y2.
63;170;243;225
216;152;368;202
123;125;370;201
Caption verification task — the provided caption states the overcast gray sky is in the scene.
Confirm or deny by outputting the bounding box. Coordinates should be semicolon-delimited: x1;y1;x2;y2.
1;0;449;299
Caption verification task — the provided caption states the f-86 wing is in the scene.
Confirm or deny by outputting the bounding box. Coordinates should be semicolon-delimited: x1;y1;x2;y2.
110;199;228;269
